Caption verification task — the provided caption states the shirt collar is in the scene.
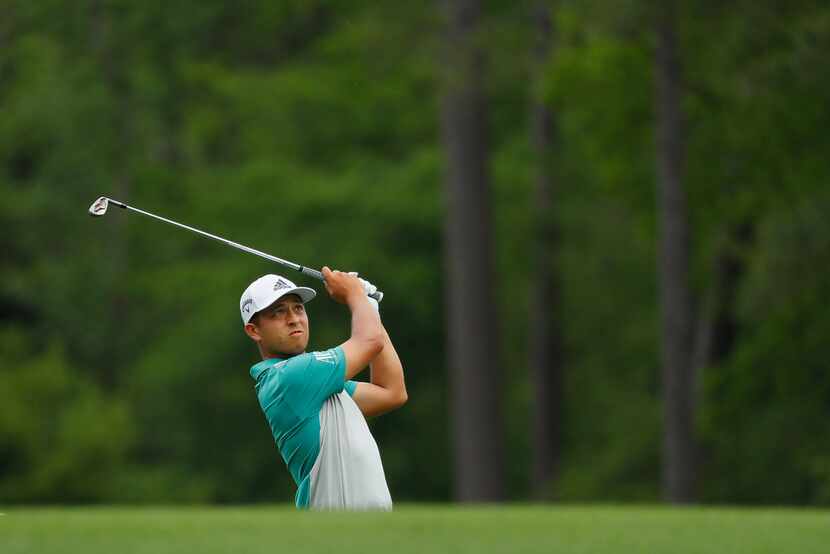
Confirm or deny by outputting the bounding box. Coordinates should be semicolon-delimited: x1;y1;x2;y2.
249;356;285;381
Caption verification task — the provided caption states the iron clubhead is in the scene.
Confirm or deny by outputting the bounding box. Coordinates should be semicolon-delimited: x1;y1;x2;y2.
88;197;109;216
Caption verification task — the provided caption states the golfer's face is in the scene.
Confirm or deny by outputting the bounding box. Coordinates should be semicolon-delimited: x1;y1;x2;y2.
256;295;309;355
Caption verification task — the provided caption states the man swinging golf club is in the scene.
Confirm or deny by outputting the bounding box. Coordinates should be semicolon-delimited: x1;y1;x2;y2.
88;197;403;508
240;267;407;510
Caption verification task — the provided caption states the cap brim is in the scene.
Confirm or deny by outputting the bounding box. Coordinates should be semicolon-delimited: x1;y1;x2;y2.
282;286;316;304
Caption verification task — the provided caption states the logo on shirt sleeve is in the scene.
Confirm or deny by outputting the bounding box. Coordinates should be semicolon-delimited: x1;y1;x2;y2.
313;350;337;365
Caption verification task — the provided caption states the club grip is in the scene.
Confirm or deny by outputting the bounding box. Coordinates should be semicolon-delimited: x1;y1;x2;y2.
300;266;383;301
300;267;324;280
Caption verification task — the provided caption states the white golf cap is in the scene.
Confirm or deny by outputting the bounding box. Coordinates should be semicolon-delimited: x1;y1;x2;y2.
239;274;316;324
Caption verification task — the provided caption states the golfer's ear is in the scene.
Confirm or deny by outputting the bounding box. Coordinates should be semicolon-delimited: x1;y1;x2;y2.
244;322;260;341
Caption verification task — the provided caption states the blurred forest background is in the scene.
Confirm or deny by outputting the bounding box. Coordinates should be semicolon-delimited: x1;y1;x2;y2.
2;0;830;506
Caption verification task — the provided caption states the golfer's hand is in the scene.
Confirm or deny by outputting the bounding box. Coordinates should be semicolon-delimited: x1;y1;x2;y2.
347;272;383;308
322;267;365;305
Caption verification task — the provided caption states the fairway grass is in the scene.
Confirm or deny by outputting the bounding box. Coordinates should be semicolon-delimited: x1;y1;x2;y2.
1;504;827;554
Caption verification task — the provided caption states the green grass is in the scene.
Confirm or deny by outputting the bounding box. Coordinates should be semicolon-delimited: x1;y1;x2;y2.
1;504;827;553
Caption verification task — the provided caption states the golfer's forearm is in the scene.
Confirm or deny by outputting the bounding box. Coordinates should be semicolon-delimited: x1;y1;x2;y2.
370;327;406;398
347;295;385;348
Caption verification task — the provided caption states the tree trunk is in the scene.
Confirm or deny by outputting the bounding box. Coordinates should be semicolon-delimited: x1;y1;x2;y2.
528;0;563;497
439;0;505;502
654;0;697;503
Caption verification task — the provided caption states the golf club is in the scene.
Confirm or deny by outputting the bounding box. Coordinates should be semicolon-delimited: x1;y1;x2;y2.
88;196;383;301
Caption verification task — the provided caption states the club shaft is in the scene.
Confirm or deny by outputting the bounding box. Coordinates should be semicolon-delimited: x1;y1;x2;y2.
108;198;325;282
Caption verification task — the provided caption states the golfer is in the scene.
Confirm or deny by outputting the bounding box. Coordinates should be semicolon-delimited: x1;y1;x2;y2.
240;267;407;510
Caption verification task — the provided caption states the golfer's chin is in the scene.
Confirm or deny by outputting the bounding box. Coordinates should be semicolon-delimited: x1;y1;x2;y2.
282;332;308;354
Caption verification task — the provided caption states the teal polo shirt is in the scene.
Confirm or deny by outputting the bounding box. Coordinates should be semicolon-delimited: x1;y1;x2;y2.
250;346;358;508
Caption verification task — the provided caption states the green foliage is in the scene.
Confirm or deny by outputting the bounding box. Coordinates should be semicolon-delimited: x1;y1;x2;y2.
701;194;830;503
0;337;134;502
1;0;830;505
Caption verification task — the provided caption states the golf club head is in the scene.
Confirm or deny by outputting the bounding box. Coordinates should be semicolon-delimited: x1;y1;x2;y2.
88;197;109;217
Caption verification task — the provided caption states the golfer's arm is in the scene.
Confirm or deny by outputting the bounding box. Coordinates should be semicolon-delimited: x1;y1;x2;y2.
352;326;407;417
340;294;385;381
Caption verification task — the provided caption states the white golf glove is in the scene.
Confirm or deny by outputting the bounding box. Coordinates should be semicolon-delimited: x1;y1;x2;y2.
348;272;382;311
